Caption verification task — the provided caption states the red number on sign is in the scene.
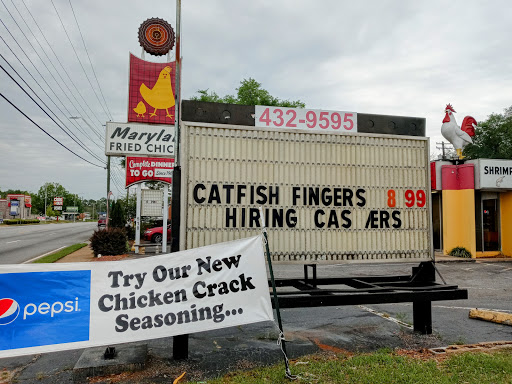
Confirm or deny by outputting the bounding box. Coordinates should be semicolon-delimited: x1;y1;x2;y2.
331;112;341;129
416;190;426;207
405;190;415;207
286;109;297;127
319;111;329;129
273;108;284;127
306;111;317;128
259;108;271;126
387;189;396;207
344;113;354;130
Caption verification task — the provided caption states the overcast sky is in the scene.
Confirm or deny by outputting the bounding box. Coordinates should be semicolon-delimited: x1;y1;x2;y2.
1;0;511;201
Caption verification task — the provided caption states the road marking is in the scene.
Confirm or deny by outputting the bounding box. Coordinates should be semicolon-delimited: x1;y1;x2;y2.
358;305;413;329
379;303;512;313
432;305;512;313
6;240;20;244
22;246;66;264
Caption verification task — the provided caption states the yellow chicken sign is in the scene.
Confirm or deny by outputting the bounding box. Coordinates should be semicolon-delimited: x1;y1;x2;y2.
128;54;176;125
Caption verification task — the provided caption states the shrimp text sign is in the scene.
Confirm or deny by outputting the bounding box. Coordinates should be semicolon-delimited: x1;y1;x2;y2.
126;156;175;187
182;122;432;264
0;236;272;358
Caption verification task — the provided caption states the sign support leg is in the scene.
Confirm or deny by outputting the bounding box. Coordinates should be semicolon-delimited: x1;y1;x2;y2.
135;184;141;254
162;184;168;253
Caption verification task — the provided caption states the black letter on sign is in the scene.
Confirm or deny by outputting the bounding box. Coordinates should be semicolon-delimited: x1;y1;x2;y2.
356;189;366;207
314;209;325;228
392;211;402;228
193;184;206;204
365;210;379;229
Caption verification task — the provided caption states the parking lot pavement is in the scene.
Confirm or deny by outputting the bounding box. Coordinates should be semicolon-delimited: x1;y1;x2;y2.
1;260;511;383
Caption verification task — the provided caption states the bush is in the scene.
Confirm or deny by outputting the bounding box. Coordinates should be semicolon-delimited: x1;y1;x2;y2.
449;246;472;258
89;228;128;257
3;219;40;225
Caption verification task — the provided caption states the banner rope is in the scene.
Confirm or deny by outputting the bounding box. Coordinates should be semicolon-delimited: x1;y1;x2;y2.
259;207;297;380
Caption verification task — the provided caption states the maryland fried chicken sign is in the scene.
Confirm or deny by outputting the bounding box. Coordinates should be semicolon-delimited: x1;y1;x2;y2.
128;54;176;125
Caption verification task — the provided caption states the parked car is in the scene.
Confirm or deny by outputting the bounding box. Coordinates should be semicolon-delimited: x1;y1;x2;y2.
143;224;171;243
98;217;107;228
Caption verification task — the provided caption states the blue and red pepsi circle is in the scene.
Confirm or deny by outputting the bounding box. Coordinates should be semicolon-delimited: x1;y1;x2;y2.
0;298;20;325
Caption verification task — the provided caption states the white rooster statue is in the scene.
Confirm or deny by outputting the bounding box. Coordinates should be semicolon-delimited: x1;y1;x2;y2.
441;104;477;159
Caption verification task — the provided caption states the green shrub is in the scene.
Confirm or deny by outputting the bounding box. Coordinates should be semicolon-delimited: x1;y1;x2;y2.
3;219;40;225
449;246;472;258
89;228;128;257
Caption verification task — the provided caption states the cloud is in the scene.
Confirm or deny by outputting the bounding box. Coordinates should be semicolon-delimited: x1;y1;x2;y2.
1;0;511;199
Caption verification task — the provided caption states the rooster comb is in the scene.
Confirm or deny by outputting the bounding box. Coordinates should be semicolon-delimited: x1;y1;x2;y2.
445;104;456;112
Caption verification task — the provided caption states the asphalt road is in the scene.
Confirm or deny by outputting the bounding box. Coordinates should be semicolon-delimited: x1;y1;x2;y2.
0;222;97;264
1;258;511;383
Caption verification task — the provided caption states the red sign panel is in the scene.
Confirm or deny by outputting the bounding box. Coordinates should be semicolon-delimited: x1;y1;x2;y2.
126;157;174;187
128;54;176;125
53;197;63;206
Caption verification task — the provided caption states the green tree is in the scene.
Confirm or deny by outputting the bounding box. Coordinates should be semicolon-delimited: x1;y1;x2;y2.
34;183;69;214
191;78;306;108
464;106;512;159
110;200;126;228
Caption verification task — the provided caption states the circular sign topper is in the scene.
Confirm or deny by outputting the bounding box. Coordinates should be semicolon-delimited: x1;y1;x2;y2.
138;18;175;56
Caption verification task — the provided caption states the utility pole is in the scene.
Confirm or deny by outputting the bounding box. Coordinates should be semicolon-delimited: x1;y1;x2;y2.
107;156;111;229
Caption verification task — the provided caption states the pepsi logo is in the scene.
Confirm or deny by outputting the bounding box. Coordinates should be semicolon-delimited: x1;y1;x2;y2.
0;298;20;325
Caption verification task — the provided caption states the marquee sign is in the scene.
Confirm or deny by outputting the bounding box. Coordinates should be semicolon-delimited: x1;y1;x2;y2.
105;122;175;157
0;236;272;358
126;156;174;187
181;122;432;264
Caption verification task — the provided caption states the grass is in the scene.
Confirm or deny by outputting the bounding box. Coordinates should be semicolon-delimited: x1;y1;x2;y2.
33;243;88;263
186;349;512;384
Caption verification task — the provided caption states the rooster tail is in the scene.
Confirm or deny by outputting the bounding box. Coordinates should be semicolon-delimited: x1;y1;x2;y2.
461;116;477;137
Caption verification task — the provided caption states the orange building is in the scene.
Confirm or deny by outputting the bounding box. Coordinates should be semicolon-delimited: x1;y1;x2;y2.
431;159;512;258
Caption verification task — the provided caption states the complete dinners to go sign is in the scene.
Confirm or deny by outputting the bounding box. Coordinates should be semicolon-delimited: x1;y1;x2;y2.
255;105;357;133
0;236;272;358
126;156;175;187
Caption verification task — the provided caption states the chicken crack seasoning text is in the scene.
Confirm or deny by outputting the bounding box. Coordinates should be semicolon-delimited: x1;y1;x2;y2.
99;254;252;332
192;183;402;229
109;126;174;155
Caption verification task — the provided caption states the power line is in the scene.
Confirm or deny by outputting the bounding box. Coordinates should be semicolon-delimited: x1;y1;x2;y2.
0;35;105;152
1;1;105;143
0;61;106;164
18;0;109;137
0;48;101;150
68;0;113;121
50;0;112;122
0;17;105;147
0;92;105;168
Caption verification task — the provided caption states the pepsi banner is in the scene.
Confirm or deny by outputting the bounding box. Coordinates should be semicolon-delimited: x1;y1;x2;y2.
0;236;272;358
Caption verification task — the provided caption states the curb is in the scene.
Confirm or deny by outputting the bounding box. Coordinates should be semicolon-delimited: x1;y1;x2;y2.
469;309;512;326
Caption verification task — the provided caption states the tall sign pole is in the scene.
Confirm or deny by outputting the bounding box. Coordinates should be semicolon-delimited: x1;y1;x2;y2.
171;0;188;360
